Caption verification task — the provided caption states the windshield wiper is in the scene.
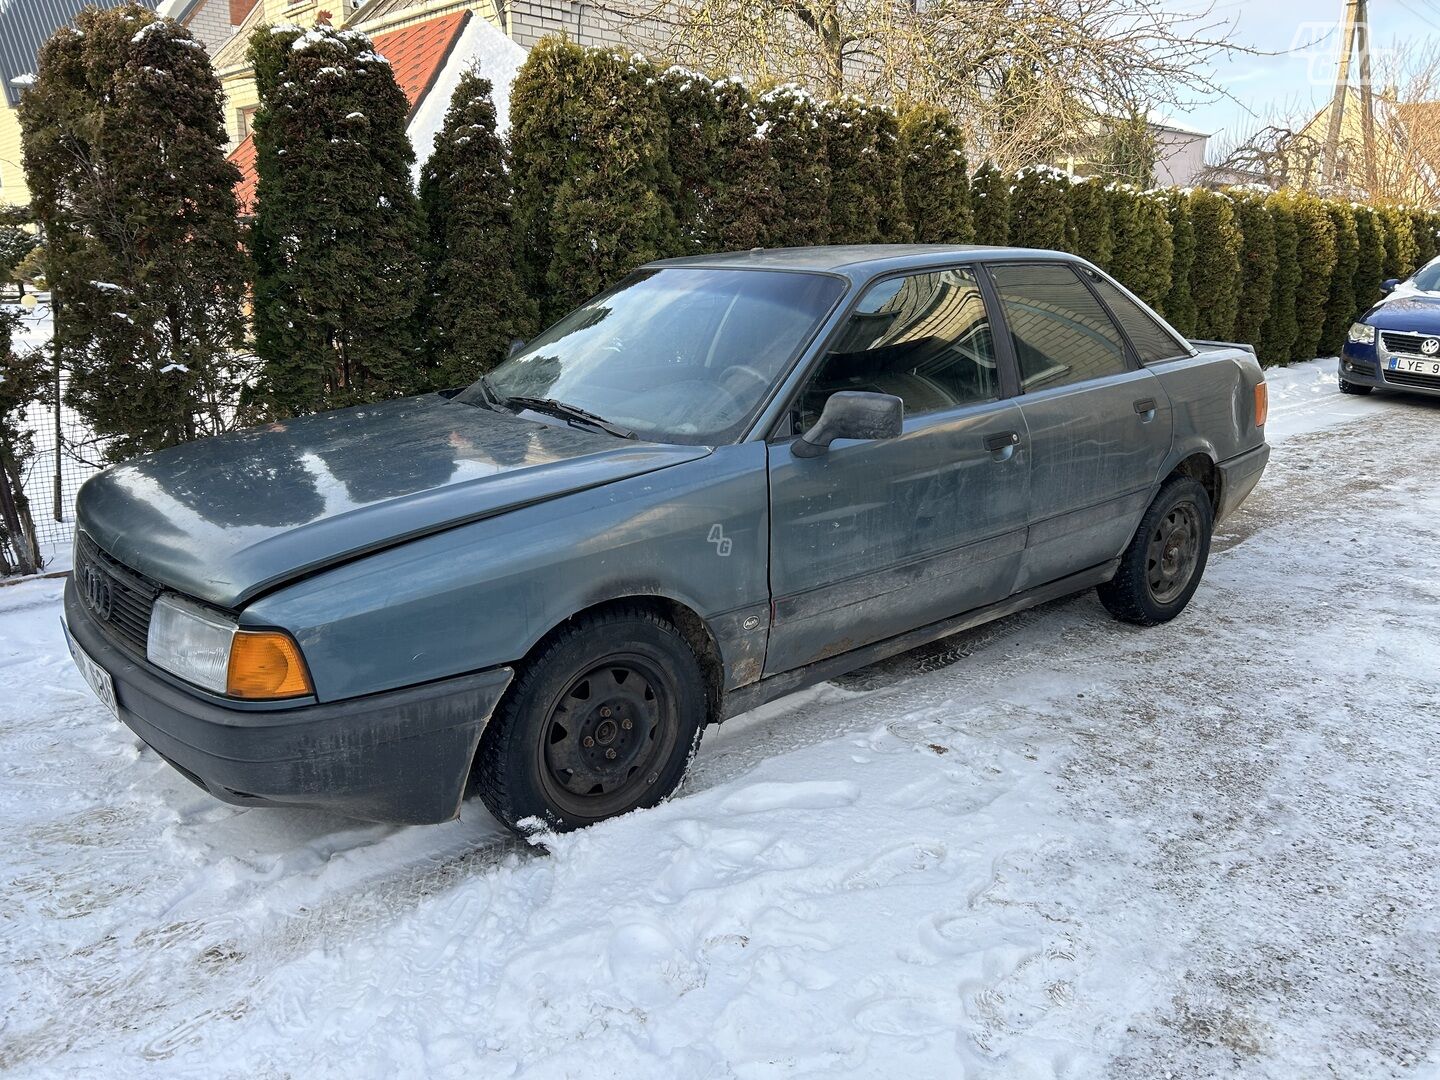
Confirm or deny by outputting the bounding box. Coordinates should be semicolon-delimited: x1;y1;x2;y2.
502;395;636;439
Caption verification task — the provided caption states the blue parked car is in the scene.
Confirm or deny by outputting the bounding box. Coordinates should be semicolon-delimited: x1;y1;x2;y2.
63;246;1270;834
1340;258;1440;397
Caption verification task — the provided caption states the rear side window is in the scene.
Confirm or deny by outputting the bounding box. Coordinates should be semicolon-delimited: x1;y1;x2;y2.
988;262;1129;391
1087;272;1190;364
798;266;998;427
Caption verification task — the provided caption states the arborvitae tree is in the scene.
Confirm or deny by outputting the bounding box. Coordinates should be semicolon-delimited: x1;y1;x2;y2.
822;96;905;243
1067;177;1113;270
1229;191;1277;349
510;41;676;322
709;79;783;250
1379;205;1418;281
19;5;246;460
1289;193;1337;361
1186;189;1242;340
0;307;45;575
756;84;830;247
1132;192;1174;313
248;24;425;416
1319;203;1359;357
0;207;36;293
419;71;536;389
969;161;1010;245
1262;195;1300;367
897;103;973;243
1161;189;1196;333
1101;111;1157;187
660;70;780;252
1008;166;1074;251
1409;208;1438;268
1351;204;1388;310
1106;185;1170;313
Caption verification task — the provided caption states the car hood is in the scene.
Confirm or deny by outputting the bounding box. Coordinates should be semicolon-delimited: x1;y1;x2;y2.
77;394;710;608
1367;293;1440;330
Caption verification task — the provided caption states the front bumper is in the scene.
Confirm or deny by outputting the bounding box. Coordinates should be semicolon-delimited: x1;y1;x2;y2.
64;579;512;824
1217;442;1270;523
1340;342;1440;398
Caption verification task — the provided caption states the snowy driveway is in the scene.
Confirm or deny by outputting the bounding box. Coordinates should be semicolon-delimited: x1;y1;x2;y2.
2;360;1437;1078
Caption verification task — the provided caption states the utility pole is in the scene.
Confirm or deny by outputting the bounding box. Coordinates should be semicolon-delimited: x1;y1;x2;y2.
1323;0;1377;193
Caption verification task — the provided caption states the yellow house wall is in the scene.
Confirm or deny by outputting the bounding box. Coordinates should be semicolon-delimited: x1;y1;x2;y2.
0;104;29;208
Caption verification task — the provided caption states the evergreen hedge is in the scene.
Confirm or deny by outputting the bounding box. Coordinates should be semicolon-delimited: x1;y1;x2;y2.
1262;195;1301;367
1319;203;1359;358
969;162;1010;246
1231;191;1277;352
20;4;247;458
246;23;425;416
898;103;973;244
1352;205;1388;311
1009;166;1074;252
1066;178;1113;271
1186;189;1243;341
1289;193;1338;362
1160;190;1196;337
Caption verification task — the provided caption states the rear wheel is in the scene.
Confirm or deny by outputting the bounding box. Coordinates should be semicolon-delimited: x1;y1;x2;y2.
475;607;706;833
1339;378;1373;395
1097;476;1213;626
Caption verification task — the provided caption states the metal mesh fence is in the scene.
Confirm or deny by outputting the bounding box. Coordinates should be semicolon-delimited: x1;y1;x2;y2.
12;303;106;556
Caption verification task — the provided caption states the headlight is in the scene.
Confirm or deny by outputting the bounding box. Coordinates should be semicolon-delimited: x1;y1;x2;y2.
147;594;313;699
1348;322;1376;344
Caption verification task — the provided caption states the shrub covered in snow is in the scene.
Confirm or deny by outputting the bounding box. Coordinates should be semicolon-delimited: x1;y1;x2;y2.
509;39;676;324
418;71;536;387
820;96;906;244
968;161;1010;246
1008;165;1075;253
897;103;973;245
755;85;831;247
18;3;246;460
246;22;425;416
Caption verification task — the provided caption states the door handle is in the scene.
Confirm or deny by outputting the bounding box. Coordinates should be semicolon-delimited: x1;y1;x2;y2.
1134;398;1158;422
984;431;1021;452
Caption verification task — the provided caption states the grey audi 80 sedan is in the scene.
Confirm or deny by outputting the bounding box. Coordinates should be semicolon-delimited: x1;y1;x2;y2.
63;246;1270;833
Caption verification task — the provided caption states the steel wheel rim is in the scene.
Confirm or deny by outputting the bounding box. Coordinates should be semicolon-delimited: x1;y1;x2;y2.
538;654;676;819
1146;501;1202;605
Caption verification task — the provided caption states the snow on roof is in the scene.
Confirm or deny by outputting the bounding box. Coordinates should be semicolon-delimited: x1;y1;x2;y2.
405;12;526;182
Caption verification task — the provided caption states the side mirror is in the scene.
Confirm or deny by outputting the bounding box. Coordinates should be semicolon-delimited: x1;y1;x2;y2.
1381;278;1401;295
792;391;903;458
507;338;527;358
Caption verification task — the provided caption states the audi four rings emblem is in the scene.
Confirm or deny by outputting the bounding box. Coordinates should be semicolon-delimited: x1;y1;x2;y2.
82;566;113;621
1422;338;1440;356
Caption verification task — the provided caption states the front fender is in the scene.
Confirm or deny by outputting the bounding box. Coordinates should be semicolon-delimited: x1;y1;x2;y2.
242;444;770;702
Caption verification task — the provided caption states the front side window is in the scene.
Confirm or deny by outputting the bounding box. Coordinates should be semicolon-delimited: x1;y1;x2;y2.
989;262;1129;392
1410;258;1440;291
1087;272;1190;364
463;268;846;444
797;266;998;428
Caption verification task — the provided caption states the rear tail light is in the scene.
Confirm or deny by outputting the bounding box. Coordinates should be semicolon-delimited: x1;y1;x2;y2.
1254;382;1269;428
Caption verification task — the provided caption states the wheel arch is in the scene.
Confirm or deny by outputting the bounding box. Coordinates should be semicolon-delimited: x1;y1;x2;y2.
512;594;728;728
1163;448;1221;513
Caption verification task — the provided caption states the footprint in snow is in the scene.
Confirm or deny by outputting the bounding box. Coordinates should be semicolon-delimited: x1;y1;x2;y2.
840;840;948;891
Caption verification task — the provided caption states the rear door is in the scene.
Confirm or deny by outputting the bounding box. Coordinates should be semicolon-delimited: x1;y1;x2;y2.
985;261;1173;591
764;265;1029;675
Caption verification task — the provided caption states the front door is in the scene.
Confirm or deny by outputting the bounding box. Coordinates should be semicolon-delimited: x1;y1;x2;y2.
985;261;1174;591
765;266;1030;675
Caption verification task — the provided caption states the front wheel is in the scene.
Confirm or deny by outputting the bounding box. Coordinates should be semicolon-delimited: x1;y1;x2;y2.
1338;378;1373;395
1097;476;1213;626
474;607;706;833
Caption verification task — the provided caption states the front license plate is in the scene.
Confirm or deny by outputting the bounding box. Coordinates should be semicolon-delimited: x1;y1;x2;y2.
1388;354;1440;376
62;618;119;720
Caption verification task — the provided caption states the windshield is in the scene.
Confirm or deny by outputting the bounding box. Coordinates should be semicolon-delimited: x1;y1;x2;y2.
461;268;846;444
1410;259;1440;292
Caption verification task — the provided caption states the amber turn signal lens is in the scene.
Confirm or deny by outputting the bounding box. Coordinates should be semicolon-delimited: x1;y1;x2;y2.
226;630;313;699
1254;382;1269;428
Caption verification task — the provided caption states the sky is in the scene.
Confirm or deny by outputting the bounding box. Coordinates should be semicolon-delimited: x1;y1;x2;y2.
1172;0;1440;149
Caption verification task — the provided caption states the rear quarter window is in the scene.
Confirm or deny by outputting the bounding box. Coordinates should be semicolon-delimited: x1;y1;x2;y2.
1086;272;1191;364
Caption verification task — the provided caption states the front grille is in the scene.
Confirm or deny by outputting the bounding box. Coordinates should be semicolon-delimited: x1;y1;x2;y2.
1383;369;1440;389
1380;330;1440;356
74;534;161;656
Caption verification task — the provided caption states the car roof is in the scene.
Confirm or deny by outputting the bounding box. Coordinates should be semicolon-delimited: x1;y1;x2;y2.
646;244;1085;283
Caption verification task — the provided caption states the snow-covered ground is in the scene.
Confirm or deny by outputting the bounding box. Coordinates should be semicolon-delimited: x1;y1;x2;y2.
3;361;1439;1078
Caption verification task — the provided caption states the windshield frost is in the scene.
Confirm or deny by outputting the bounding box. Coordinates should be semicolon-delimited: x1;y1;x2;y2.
462;268;845;444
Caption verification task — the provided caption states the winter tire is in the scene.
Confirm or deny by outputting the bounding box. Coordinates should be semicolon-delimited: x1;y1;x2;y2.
1338;378;1373;395
1097;475;1213;626
475;606;706;833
